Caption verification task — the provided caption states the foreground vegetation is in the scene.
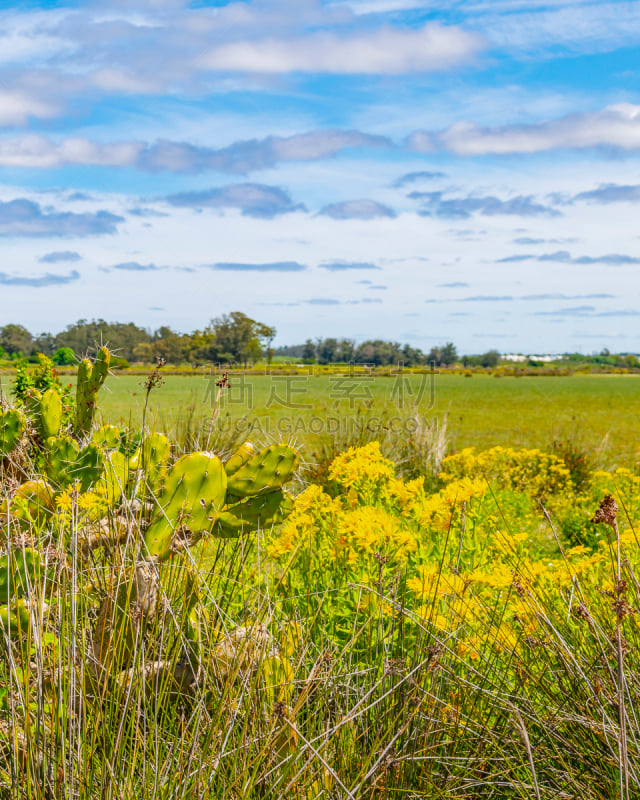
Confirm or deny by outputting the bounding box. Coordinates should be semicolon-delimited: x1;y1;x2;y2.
1;351;640;798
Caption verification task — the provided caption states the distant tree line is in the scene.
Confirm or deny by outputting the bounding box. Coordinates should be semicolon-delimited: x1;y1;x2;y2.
279;338;459;367
0;313;275;367
1;319;636;369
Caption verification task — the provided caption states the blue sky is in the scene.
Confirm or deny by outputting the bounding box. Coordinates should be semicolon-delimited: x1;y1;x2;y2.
0;0;639;352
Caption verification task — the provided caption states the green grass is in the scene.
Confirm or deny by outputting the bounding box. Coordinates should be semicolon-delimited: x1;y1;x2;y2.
91;372;640;467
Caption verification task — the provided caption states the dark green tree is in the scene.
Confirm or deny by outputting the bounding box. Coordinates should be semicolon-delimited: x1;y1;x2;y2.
52;347;76;366
0;324;33;357
302;339;316;363
205;312;275;365
441;342;458;366
317;338;338;364
480;350;501;367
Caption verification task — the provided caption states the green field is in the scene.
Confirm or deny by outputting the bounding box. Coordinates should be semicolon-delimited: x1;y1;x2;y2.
88;371;640;466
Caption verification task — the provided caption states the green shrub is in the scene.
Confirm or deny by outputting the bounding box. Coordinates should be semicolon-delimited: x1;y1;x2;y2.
52;346;76;366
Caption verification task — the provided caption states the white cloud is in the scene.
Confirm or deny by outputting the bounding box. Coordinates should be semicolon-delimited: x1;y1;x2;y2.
0;135;143;168
0;89;59;126
0;10;72;65
197;23;484;75
407;104;640;155
90;68;162;94
329;0;429;13
0;130;390;172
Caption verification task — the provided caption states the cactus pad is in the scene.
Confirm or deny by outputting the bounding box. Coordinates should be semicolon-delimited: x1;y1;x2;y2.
0;547;44;604
226;444;299;497
45;436;105;492
0;481;55;528
0;407;25;457
214;489;295;537
98;450;129;505
0;600;32;638
93;424;121;450
224;441;256;476
143;452;227;561
27;388;63;440
141;432;171;486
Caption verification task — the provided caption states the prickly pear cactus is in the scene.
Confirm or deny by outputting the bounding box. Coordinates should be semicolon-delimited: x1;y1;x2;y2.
0;547;46;640
224;441;256;476
141;432;171;487
226;444;299;498
26;388;63;440
97;450;129;505
44;436;105;492
39;388;63;439
0;480;55;528
0;599;32;638
74;346;110;436
0;407;25;458
143;452;228;561
214;489;295;537
92;441;299;686
0;548;43;604
92;424;121;451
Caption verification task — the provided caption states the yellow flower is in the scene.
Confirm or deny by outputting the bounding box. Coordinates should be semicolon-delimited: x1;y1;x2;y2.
408;566;471;600
56;491;73;512
327;441;395;491
337;505;417;557
414;477;486;530
471;563;513;590
78;491;103;512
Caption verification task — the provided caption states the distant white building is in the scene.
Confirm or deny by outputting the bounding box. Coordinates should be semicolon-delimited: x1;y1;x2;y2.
502;354;563;362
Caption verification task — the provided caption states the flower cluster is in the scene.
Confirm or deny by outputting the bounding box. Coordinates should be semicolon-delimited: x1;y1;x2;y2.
268;441;640;663
440;445;572;497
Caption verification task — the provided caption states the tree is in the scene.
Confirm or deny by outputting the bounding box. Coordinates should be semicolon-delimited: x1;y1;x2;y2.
34;332;55;356
317;338;338;364
0;324;33;356
427;346;441;365
354;340;404;366
206;312;275;365
245;338;262;365
480;350;500;368
52;347;76;366
152;335;187;364
302;339;316;363
338;339;355;363
440;342;458;366
401;344;426;367
55;319;151;362
133;343;154;363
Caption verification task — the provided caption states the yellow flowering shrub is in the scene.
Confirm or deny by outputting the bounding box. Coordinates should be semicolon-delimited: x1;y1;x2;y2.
440;445;572;496
328;441;395;496
268;441;640;665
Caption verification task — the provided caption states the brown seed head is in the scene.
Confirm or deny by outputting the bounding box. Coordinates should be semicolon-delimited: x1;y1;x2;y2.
591;494;618;526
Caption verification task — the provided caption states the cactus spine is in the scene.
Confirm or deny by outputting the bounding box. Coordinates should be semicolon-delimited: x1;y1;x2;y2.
74;346;110;436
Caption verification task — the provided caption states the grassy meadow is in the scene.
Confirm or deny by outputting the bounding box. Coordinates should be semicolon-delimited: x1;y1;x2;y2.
89;372;640;467
2;355;640;798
